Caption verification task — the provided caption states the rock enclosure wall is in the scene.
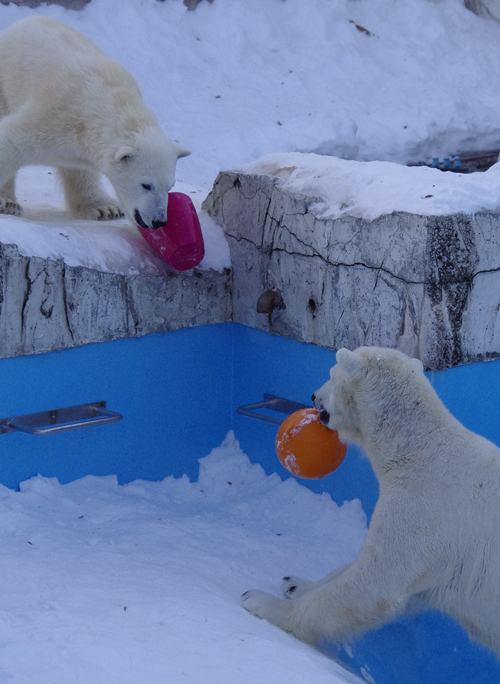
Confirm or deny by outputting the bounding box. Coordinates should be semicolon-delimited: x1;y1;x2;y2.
203;170;500;370
0;0;90;8
0;243;231;359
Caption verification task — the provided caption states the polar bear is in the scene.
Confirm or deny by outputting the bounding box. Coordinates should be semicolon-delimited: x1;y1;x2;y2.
0;16;190;228
242;346;500;658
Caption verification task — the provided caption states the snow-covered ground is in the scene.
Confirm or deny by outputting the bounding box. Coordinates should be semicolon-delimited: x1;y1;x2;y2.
1;0;500;272
0;433;367;684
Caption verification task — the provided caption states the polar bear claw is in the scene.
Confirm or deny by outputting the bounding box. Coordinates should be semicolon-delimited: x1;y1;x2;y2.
0;198;22;216
281;576;314;598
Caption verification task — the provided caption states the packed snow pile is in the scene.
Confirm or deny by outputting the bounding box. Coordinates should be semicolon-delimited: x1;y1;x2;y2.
0;432;366;684
242;152;500;221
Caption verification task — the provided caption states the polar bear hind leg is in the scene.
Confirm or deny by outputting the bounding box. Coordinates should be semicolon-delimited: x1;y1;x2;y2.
58;168;124;221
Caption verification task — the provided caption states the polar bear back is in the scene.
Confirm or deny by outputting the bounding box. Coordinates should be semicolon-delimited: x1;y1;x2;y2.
0;16;152;136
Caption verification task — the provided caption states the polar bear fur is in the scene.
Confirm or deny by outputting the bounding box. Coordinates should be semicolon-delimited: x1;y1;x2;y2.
0;16;190;228
242;346;500;657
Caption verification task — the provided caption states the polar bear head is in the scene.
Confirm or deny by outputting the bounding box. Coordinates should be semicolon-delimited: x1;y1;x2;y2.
312;346;426;449
106;128;190;230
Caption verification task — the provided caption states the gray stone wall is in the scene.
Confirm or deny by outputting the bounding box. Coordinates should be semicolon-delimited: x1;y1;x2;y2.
464;0;500;21
0;243;231;359
0;0;90;9
203;170;500;370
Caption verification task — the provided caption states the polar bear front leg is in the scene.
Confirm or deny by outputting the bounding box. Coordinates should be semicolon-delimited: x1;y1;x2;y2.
242;551;417;646
0;176;21;216
242;580;394;646
281;564;352;598
0;125;23;216
58;168;124;221
281;576;317;598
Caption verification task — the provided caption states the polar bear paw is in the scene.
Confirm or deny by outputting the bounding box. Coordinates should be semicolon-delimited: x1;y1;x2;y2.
241;590;282;619
0;198;22;216
77;201;124;221
282;576;315;598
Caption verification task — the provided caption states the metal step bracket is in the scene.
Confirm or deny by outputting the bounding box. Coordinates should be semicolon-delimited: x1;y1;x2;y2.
0;401;122;436
237;394;309;426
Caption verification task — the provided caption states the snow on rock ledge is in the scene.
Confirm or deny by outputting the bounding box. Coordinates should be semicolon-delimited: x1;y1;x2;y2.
240;153;500;221
203;161;500;371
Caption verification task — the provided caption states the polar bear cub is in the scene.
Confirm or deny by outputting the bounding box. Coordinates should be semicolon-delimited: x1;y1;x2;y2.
0;16;190;228
242;346;500;657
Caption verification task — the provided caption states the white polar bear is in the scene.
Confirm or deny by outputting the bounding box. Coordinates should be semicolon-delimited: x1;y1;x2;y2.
242;346;500;658
0;16;190;228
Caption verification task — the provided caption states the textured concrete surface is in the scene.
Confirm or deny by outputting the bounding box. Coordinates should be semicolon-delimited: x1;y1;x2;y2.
0;243;231;359
203;170;500;370
0;0;90;9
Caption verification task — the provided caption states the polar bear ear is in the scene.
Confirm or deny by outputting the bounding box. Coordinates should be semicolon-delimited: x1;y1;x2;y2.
410;357;424;374
336;348;365;379
115;146;136;163
175;142;191;159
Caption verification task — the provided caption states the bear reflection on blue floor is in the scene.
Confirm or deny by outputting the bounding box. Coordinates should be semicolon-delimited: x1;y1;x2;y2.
322;610;500;684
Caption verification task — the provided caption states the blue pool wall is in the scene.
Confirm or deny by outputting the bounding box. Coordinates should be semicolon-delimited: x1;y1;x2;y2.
0;324;234;490
1;321;500;683
1;321;500;518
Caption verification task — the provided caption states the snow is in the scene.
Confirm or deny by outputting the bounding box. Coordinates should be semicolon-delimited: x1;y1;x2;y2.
242;152;500;221
0;432;367;684
1;0;500;271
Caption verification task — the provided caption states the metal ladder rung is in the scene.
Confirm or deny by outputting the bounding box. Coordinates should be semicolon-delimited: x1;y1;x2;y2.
0;401;122;436
237;394;309;426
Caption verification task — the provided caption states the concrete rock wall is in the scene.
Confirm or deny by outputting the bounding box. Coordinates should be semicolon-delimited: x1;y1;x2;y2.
0;0;90;8
464;0;500;21
203;170;500;370
0;243;231;359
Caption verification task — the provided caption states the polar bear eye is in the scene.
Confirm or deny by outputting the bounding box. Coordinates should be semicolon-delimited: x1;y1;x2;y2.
142;183;152;191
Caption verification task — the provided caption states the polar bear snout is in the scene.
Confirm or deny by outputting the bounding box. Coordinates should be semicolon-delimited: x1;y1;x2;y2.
151;218;166;230
319;409;330;425
134;209;166;231
134;210;148;229
312;393;330;425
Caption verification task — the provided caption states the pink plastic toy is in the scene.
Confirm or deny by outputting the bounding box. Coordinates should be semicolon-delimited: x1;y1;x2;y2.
137;192;205;271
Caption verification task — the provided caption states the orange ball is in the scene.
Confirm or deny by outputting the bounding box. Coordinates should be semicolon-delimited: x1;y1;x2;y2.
275;408;347;479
